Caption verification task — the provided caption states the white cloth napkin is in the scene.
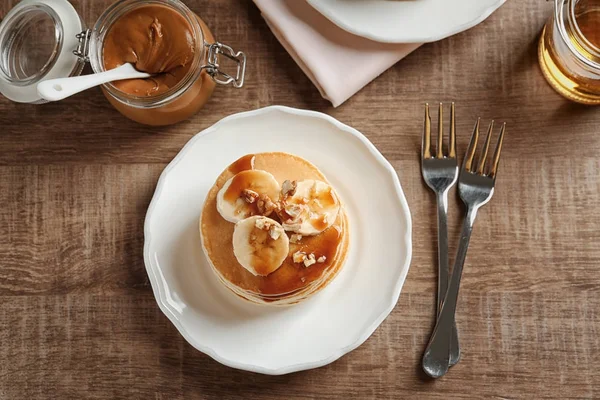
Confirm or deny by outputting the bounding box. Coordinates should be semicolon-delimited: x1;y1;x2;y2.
253;0;422;107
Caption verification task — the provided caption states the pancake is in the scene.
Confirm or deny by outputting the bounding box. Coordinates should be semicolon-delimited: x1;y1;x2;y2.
209;211;349;306
200;152;349;305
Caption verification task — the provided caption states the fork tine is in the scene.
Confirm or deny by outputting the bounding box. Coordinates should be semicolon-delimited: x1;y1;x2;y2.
464;118;480;172
423;103;432;158
437;103;443;158
489;123;506;178
476;120;494;175
449;102;456;158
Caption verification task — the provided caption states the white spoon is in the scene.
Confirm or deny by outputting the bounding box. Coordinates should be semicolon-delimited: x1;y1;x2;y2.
37;63;151;101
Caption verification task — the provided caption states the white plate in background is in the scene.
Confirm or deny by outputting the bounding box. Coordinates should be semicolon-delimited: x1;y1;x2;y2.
307;0;506;43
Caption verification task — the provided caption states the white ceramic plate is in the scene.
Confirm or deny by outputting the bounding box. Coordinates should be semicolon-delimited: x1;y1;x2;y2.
143;106;412;374
306;0;506;43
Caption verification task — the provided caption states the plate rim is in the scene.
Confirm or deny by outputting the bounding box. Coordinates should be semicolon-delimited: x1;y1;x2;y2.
143;105;413;375
306;0;506;44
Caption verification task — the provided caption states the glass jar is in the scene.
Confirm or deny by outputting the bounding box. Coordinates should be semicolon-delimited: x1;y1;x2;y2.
0;0;246;125
0;0;86;104
539;0;600;105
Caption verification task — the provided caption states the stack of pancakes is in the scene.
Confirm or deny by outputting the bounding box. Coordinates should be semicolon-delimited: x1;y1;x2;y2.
200;152;349;306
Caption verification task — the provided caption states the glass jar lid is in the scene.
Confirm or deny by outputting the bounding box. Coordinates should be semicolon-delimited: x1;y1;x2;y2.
0;0;85;103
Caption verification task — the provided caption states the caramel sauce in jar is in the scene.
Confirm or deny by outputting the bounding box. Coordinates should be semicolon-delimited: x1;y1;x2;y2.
101;4;216;125
91;0;245;125
103;5;195;97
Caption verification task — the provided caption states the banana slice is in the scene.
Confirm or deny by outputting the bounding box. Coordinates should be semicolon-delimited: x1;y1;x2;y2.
232;216;290;276
279;179;341;236
217;170;281;223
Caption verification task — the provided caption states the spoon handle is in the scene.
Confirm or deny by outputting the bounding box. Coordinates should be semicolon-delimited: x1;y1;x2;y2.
37;64;151;102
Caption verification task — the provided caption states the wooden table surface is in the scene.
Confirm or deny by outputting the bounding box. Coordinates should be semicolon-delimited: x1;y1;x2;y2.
1;0;599;398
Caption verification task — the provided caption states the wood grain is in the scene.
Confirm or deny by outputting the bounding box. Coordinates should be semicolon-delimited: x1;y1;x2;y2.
1;0;600;399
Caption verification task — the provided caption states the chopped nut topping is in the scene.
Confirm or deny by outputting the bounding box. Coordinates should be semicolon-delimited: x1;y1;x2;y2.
254;217;272;231
293;251;317;267
269;225;282;240
300;277;306;283
241;189;259;204
317;256;326;263
293;251;306;263
290;234;303;243
284;203;305;218
303;253;316;268
281;180;297;197
257;194;277;217
283;221;302;232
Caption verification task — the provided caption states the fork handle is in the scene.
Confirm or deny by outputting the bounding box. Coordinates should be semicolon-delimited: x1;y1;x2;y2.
423;207;478;378
435;192;460;366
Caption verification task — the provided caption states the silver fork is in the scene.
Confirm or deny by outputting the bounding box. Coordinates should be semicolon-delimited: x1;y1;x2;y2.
422;118;506;378
421;103;460;367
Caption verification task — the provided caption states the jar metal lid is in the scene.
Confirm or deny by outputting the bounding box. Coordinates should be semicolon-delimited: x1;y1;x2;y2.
0;0;84;103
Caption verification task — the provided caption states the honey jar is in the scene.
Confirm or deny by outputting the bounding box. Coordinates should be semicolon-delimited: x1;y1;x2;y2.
539;0;600;105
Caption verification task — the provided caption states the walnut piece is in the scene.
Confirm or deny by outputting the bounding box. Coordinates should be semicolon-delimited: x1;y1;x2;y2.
293;251;317;267
269;225;282;240
254;217;272;231
303;253;316;268
257;194;277;217
281;180;297;197
293;251;306;263
283;221;302;232
241;189;259;204
290;234;303;243
284;203;305;218
317;256;326;263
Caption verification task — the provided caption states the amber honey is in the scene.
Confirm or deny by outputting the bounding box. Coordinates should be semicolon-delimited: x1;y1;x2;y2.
539;0;600;104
